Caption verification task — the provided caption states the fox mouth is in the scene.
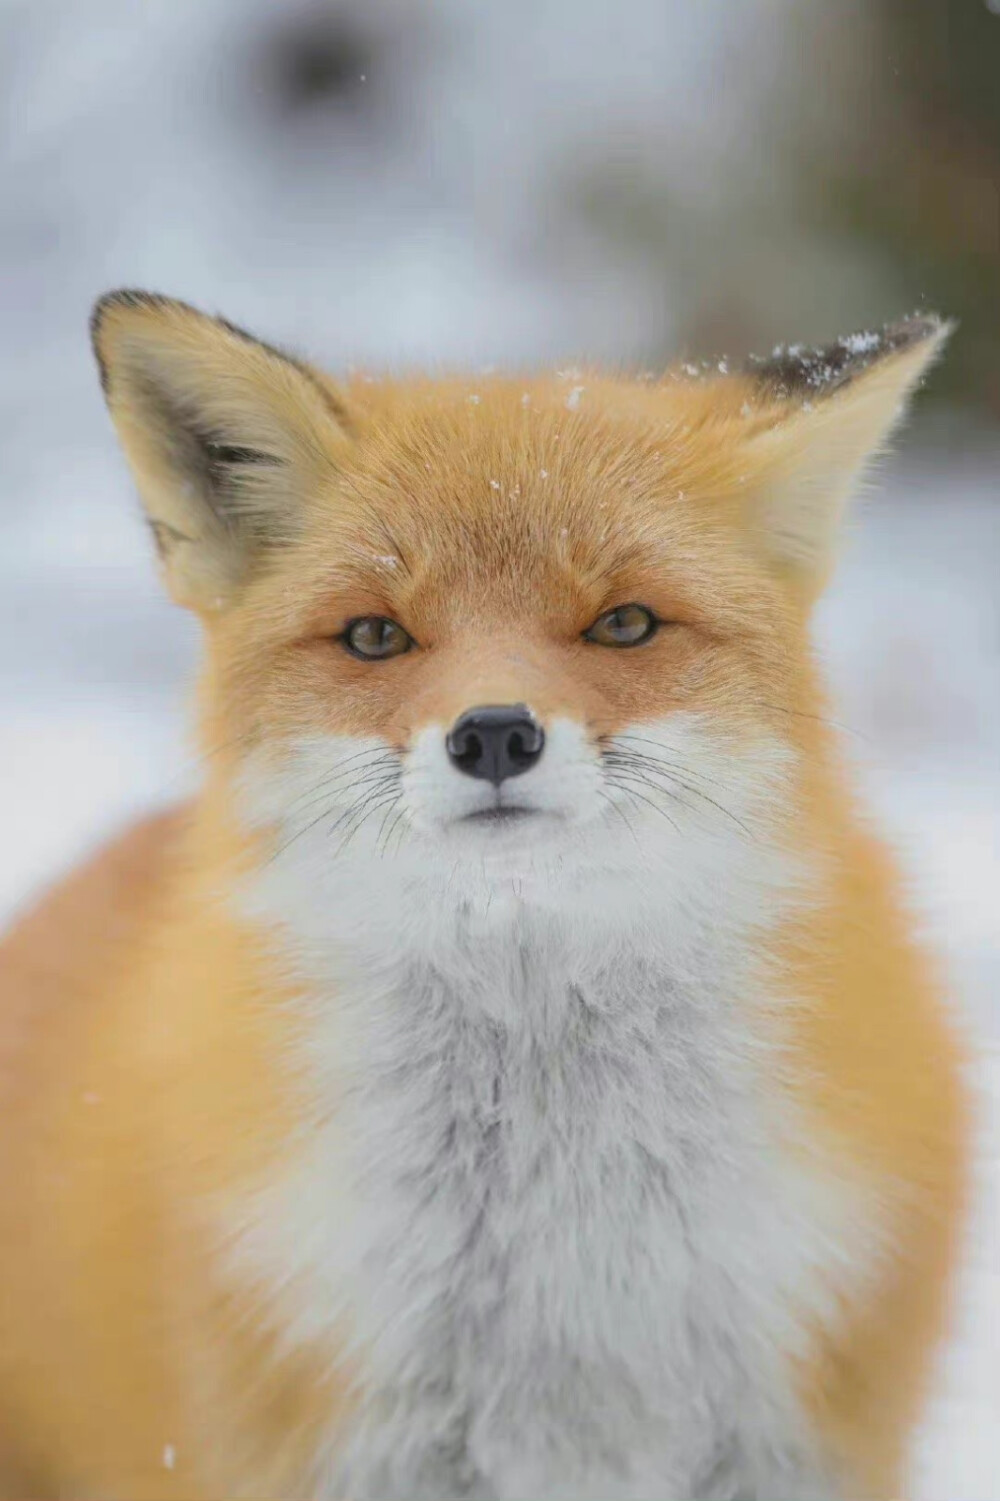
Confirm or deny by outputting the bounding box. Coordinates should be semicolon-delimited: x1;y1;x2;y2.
460;805;540;826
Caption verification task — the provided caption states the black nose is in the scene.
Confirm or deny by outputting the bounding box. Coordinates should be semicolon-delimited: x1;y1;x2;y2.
445;704;545;785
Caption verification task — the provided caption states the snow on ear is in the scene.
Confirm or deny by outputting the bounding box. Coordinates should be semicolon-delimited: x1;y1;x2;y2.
740;315;952;593
91;290;352;613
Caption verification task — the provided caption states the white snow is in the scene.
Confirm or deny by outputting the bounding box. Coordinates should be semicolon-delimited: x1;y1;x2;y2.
839;329;882;356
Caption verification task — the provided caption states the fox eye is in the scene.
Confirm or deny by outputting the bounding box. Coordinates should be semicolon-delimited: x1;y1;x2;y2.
584;604;658;648
342;616;413;660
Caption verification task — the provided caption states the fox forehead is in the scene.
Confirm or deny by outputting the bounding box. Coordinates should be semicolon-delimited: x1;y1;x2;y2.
255;372;772;632
324;369;761;545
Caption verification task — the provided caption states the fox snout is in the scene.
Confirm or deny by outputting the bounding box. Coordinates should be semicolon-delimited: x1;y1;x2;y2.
401;706;601;838
445;704;545;786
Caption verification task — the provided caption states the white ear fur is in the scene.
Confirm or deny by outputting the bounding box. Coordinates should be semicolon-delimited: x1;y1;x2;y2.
743;316;952;590
91;290;351;612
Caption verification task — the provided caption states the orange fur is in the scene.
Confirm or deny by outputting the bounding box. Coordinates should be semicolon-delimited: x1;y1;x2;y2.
0;296;968;1498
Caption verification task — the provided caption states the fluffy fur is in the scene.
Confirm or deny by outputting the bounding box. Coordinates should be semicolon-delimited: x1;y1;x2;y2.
0;296;968;1500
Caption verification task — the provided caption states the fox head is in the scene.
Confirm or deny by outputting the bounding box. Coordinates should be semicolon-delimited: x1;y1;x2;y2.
91;293;948;944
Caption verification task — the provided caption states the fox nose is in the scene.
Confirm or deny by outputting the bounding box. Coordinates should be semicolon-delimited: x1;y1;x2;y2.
445;704;545;785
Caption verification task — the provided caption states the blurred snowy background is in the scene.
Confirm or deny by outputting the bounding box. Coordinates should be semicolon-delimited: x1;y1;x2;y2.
0;0;997;1494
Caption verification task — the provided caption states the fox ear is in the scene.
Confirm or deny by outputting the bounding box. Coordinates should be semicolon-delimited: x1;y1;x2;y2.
737;315;952;595
91;291;352;612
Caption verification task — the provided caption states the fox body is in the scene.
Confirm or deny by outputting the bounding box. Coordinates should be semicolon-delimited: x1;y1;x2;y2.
0;296;968;1500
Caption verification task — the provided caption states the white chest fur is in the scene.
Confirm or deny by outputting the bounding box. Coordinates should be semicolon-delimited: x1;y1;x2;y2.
228;722;882;1499
229;891;874;1501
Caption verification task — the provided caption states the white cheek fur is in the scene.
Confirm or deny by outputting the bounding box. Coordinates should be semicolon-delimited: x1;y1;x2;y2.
237;711;806;945
226;714;878;1501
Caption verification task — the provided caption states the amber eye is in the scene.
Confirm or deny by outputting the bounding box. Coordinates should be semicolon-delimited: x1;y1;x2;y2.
342;616;413;660
583;604;658;648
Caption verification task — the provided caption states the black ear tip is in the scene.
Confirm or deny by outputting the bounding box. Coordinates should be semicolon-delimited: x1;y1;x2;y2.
89;290;189;394
745;311;954;400
86;290;347;427
88;289;279;363
90;287;172;336
881;311;955;352
89;287;211;345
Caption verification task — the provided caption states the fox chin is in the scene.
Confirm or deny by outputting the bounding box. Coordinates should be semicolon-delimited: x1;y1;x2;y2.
0;293;969;1501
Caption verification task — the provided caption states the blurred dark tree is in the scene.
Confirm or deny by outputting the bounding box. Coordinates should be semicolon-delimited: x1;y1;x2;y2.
256;9;377;119
565;2;999;419
811;0;1000;414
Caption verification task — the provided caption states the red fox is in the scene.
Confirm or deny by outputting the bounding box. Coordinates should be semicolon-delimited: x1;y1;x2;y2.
0;292;968;1500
